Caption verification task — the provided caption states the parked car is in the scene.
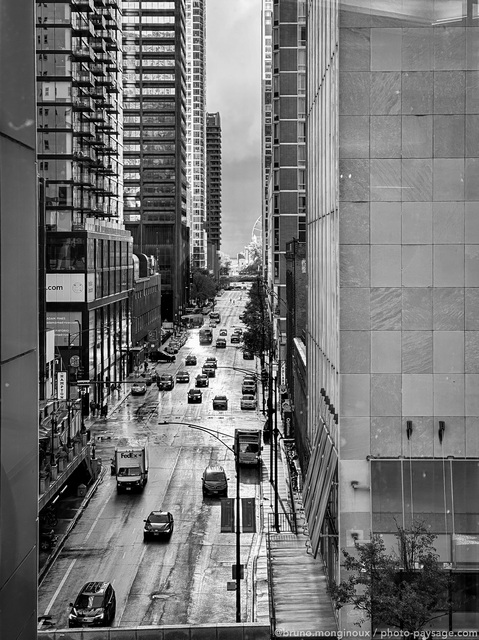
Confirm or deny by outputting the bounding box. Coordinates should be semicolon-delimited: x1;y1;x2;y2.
150;350;175;362
242;351;254;360
188;388;203;403
240;394;257;410
158;374;174;391
202;364;216;378
242;381;257;395
185;354;197;366
205;357;217;369
143;510;174;541
209;321;217;328
69;581;116;628
219;329;227;336
195;374;209;388
216;338;226;348
131;383;147;396
176;370;190;383
231;334;241;344
212;395;228;410
202;465;228;497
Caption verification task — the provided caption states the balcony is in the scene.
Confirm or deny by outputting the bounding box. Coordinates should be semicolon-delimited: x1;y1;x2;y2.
73;121;94;137
73;96;94;111
71;0;94;11
71;44;94;61
72;70;94;87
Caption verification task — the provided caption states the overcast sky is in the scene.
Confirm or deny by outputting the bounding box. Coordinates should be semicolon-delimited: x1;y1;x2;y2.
206;0;262;259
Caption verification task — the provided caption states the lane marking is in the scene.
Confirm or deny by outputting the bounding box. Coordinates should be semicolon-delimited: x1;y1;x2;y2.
84;498;109;541
41;559;76;619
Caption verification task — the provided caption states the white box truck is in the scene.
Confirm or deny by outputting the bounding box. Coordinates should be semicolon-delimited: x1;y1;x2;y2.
234;429;262;466
114;440;148;493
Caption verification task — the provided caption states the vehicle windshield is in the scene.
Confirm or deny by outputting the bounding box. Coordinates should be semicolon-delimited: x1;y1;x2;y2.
239;443;259;453
148;513;170;523
207;472;225;481
118;467;141;476
76;594;104;609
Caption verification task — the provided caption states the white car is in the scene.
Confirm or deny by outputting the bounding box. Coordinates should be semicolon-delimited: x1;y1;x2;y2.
240;394;257;410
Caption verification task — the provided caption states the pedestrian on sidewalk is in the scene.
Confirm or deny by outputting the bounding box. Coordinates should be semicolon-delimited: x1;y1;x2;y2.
101;403;108;418
90;400;96;417
96;402;101;416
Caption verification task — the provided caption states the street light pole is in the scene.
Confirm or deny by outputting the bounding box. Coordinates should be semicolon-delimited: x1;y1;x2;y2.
273;372;279;532
235;449;241;622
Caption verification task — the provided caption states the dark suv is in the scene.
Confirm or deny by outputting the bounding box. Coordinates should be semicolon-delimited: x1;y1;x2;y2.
69;581;116;628
202;465;228;497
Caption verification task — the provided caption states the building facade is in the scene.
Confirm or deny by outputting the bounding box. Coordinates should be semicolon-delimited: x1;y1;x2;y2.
305;1;479;633
131;253;162;367
206;111;222;274
1;2;38;636
36;0;130;411
185;0;207;270
122;0;189;321
263;0;307;388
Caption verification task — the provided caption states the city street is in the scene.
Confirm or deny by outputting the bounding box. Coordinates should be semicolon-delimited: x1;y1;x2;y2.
37;290;265;629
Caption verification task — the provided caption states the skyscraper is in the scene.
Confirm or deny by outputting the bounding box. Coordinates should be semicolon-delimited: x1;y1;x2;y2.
305;2;479;633
122;0;190;321
185;0;207;270
206;112;222;270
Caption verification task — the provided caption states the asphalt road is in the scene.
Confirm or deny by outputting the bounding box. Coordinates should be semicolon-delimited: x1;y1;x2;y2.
37;289;265;629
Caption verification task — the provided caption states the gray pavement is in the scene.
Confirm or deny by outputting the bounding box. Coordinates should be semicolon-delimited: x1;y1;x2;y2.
258;424;338;638
41;367;338;638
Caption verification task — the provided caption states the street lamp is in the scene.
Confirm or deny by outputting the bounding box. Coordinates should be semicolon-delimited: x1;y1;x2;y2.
159;420;243;622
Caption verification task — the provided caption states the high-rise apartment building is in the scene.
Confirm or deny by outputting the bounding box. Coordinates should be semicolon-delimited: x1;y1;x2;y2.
122;0;190;322
261;0;273;280
36;0;133;409
185;0;207;270
206;112;222;253
304;2;479;633
264;0;307;383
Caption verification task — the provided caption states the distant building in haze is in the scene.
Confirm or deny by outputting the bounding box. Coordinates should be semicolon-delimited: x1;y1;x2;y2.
206;111;222;277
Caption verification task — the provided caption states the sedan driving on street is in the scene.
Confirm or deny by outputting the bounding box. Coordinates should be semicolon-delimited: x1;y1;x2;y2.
202;466;228;497
219;329;227;336
215;338;226;348
195;374;209;387
202;364;215;378
231;334;241;344
176;370;190;383
185;354;197;365
242;381;257;395
143;511;174;541
205;357;217;369
69;581;116;628
241;394;257;410
158;374;175;390
131;383;147;396
188;389;203;403
212;395;228;410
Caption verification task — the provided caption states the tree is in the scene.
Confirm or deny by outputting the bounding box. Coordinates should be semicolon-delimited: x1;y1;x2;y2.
242;279;273;357
330;521;451;633
190;269;217;305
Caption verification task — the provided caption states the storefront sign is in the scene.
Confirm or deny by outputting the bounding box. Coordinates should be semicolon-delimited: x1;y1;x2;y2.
57;371;67;400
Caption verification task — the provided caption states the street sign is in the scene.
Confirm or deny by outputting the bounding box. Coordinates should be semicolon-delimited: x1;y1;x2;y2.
226;581;237;591
57;372;67;400
70;355;80;367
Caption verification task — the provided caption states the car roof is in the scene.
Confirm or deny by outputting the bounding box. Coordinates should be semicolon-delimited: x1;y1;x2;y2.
80;581;110;595
242;394;256;399
204;465;225;473
189;388;201;393
148;510;171;517
214;395;227;399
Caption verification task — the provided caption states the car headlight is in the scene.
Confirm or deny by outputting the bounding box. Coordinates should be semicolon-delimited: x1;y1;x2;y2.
93;612;105;619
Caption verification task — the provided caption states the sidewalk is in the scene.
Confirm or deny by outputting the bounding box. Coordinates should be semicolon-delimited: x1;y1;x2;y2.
257;422;338;637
